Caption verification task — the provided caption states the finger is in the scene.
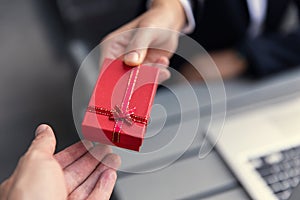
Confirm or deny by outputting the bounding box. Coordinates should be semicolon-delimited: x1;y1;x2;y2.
68;154;121;200
54;140;94;169
64;144;112;193
144;49;173;64
124;29;153;66
27;124;56;156
86;169;117;200
155;56;171;83
158;68;171;83
100;153;121;171
145;56;171;83
155;56;170;66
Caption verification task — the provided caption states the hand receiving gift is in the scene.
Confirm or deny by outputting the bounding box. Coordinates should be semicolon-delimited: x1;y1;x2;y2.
0;124;121;200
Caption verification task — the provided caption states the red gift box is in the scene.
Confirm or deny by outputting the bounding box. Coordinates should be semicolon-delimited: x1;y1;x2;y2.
82;58;159;151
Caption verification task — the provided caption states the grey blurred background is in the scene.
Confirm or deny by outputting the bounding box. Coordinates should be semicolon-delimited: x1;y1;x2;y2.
0;0;145;182
0;0;76;180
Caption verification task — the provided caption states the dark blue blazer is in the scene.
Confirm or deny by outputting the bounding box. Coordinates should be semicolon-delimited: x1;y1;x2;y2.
191;0;300;77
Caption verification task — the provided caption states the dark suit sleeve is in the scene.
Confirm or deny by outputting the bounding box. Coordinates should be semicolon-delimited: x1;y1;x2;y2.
238;29;300;77
237;2;300;78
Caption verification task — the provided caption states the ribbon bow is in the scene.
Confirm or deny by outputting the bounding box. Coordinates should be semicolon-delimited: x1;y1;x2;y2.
87;66;149;143
110;105;136;125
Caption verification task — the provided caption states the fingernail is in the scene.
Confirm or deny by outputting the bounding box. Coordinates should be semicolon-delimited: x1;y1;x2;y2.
35;124;48;136
124;52;139;66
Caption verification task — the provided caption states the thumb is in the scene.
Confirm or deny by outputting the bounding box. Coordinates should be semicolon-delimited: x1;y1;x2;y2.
124;29;153;66
27;124;56;155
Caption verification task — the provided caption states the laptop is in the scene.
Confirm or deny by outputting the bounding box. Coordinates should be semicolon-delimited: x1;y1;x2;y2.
208;95;300;200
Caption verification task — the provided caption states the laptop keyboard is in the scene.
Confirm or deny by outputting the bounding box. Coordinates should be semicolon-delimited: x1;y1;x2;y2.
250;145;300;200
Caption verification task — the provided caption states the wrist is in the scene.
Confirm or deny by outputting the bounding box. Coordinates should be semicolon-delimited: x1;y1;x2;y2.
151;0;186;31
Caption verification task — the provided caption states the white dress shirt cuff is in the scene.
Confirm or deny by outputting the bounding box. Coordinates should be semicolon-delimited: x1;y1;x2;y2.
179;0;196;34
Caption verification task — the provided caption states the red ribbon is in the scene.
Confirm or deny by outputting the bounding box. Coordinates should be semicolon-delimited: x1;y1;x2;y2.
87;105;148;125
87;66;148;143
